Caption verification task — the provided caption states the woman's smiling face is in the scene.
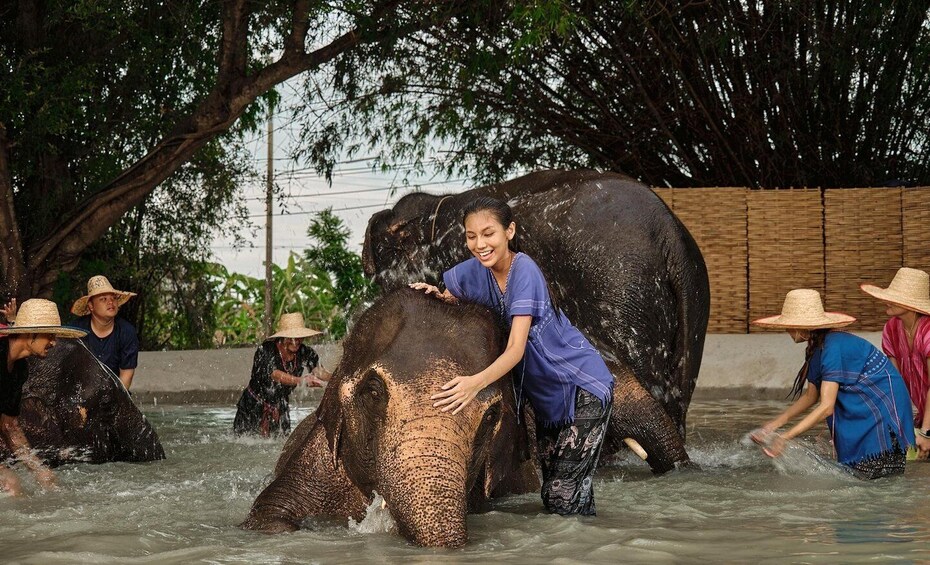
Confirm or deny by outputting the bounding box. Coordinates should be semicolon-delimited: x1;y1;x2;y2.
464;210;515;270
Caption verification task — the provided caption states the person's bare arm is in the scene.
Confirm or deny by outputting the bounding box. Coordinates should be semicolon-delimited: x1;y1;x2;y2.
118;368;134;390
430;315;532;415
0;414;56;489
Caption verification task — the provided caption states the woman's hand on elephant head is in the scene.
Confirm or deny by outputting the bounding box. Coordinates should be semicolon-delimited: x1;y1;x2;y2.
409;282;441;296
430;375;485;415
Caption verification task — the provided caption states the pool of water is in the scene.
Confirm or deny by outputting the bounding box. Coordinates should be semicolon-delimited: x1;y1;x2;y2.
3;397;930;563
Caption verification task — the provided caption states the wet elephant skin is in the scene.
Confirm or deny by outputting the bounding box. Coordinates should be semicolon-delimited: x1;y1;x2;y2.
362;169;710;472
0;339;165;466
241;289;538;548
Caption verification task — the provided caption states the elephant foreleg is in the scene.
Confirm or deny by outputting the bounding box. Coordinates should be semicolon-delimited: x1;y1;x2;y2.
240;420;368;533
605;365;690;474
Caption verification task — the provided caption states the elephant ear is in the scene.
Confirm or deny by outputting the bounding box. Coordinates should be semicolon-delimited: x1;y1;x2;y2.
315;375;344;470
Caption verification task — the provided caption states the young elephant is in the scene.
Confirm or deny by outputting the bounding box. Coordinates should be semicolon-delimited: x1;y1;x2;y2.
0;339;165;466
241;289;538;548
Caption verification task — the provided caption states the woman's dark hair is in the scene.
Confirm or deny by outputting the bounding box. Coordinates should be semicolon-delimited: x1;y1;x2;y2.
789;329;830;398
462;196;520;252
461;196;563;318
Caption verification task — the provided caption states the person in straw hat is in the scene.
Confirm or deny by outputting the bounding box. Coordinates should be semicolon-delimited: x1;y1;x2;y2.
749;289;914;479
233;312;331;436
0;299;86;495
70;275;139;390
861;267;930;458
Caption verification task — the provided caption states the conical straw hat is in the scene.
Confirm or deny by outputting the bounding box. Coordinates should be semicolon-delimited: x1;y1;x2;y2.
70;275;136;316
752;289;856;329
860;267;930;316
0;299;87;338
267;312;322;340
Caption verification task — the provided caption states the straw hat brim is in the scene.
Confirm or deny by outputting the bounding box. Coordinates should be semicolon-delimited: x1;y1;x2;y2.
0;325;87;338
859;284;930;316
752;312;856;329
266;328;323;340
70;291;136;316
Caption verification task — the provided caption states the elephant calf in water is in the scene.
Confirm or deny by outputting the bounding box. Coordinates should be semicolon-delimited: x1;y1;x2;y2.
242;288;689;547
0;339;165;466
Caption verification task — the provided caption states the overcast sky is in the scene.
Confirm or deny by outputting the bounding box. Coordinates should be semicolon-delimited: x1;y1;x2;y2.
209;89;469;278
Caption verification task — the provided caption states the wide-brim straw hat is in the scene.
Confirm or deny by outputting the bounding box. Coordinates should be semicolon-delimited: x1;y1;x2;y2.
70;275;137;316
860;267;930;316
0;299;87;338
752;289;856;329
266;312;322;340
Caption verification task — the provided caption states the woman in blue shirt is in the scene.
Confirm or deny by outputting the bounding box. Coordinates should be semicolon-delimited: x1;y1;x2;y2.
411;196;614;515
751;289;915;479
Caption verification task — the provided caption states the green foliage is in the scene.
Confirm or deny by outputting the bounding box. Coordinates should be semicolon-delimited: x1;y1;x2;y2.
304;209;378;335
211;254;345;346
296;1;930;188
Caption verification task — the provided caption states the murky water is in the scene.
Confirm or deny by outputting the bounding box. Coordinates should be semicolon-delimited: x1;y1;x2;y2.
3;398;930;564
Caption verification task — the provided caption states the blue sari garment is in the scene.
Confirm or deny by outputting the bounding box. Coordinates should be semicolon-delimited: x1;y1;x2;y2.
806;331;915;466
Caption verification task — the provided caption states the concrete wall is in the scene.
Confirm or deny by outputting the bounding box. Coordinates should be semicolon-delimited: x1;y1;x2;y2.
130;333;884;405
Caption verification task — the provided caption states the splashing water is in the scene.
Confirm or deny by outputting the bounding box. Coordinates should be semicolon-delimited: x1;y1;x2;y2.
348;492;397;535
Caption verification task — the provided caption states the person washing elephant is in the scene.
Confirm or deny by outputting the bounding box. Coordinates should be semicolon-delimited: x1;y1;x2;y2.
0;299;87;495
411;196;614;516
750;289;915;479
70;275;140;391
233;312;331;437
860;267;930;458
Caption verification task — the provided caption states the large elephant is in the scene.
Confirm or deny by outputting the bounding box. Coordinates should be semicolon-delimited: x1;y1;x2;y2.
363;169;710;472
0;339;165;465
241;289;538;547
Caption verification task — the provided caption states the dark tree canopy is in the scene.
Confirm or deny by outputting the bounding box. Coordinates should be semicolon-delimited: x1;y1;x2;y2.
0;0;483;299
301;1;930;188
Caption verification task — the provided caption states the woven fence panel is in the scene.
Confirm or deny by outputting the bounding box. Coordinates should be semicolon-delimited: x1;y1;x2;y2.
747;189;825;333
903;187;930;275
672;188;748;332
825;188;903;331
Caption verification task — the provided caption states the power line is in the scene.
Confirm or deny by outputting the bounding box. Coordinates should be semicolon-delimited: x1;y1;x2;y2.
243;179;466;201
246;202;390;219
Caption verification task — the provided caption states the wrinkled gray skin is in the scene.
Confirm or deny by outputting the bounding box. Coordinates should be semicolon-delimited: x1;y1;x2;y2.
0;339;165;465
241;289;538;548
363;170;710;473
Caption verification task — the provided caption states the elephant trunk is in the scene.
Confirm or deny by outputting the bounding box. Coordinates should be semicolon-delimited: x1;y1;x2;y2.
380;422;471;547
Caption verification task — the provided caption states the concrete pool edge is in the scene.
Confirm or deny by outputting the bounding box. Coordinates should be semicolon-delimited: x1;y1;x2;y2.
130;332;883;406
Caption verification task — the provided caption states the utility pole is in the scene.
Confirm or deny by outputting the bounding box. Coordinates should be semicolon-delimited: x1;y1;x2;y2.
263;97;274;338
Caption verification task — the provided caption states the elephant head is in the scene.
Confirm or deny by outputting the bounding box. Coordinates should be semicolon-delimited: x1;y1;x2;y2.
242;289;536;547
0;339;165;465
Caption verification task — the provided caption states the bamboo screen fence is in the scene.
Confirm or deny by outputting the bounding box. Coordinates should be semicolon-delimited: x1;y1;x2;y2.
654;186;930;333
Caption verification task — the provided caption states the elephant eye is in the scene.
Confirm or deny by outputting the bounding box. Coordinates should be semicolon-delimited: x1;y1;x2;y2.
358;370;387;409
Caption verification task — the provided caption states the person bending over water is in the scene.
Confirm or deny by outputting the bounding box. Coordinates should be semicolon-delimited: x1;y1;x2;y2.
233;312;330;437
861;267;930;457
411;196;614;515
0;299;87;495
751;289;915;480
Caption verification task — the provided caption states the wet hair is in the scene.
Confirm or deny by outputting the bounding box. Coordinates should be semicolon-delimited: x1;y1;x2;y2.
462;196;520;252
789;329;829;399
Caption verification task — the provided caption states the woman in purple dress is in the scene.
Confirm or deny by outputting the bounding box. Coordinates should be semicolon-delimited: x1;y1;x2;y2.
411;196;615;516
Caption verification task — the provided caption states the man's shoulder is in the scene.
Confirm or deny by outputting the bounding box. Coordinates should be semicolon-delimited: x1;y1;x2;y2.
115;316;138;334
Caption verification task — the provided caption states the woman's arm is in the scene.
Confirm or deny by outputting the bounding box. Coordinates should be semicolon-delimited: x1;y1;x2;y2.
430;315;532;415
270;369;315;387
916;357;930;456
783;381;838;440
758;381;820;432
